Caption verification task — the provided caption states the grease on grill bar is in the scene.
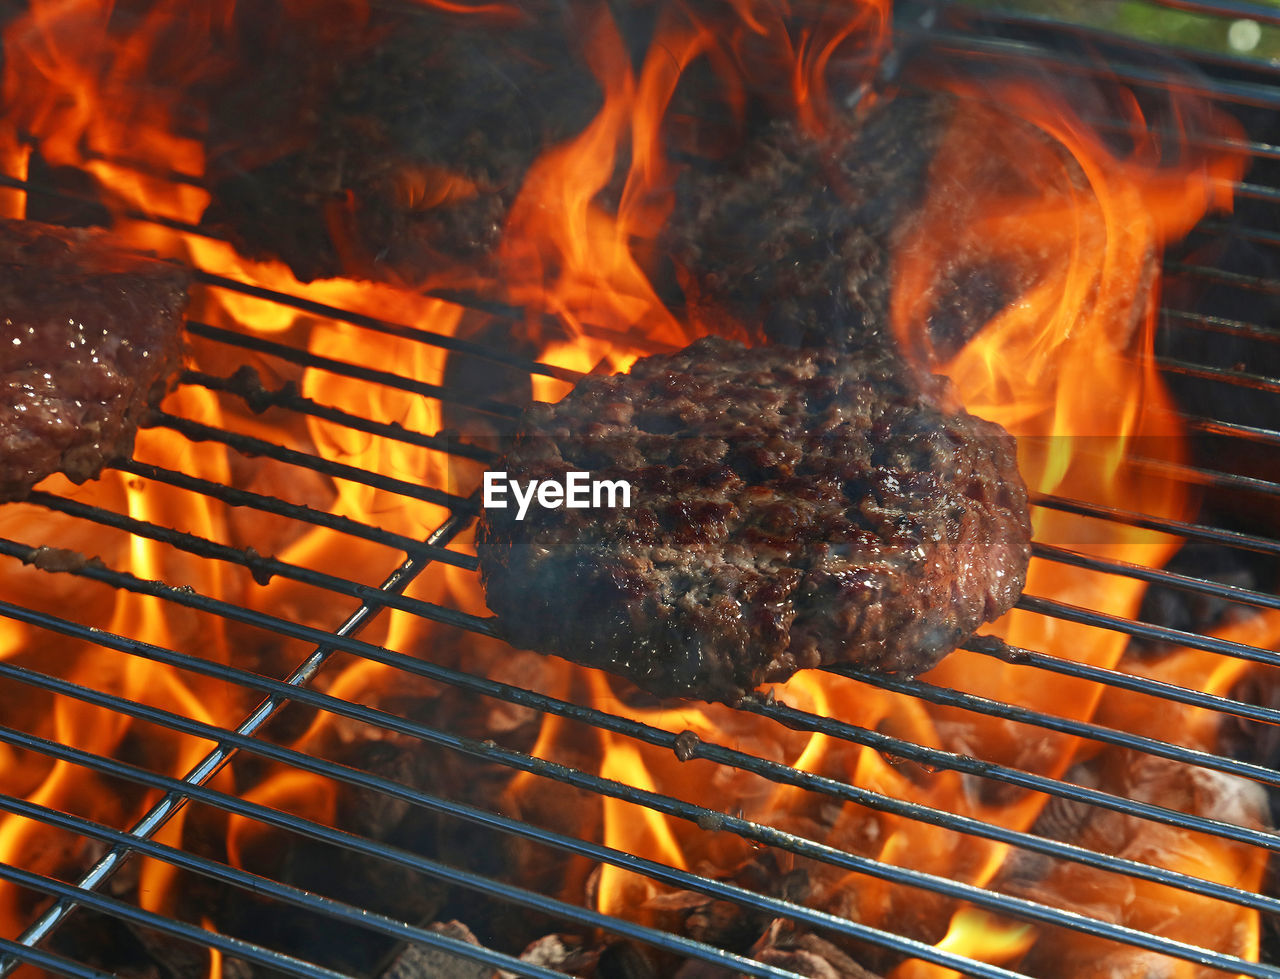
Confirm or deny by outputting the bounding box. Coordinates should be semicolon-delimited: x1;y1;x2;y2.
0;0;1279;977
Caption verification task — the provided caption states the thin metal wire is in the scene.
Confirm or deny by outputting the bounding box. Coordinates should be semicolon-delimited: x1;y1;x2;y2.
1185;416;1280;448
28;489;477;573
0;506;474;975
0;860;354;979
0;750;803;979
0;9;1274;977
4;522;1276;854
1163;308;1280;346
1099;0;1280;27
0;937;115;979
185;320;524;420
191;270;580;382
7;511;1280;916
1030;494;1280;558
962;634;1280;726
1167;260;1280;294
179;370;499;464
1018;593;1280;667
1032;541;1280;614
0;723;1015;979
1157;356;1280;395
840;665;1280;790
22;492;481;610
1128;454;1280;499
114;458;479;567
0;635;1268;977
146;410;473;510
943;0;1280;66
0;661;1039;976
3;640;1279;931
743;698;1280;853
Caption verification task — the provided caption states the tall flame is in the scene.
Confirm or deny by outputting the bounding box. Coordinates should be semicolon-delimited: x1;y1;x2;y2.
0;0;1268;975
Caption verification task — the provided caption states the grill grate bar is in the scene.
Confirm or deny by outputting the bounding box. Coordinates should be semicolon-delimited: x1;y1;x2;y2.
185;320;523;421
35;480;1280;744
114;459;479;568
21;493;484;609
1157;356;1280;395
4;658;997;973
0;936;113;979
28;488;478;573
964;635;1280;725
946;0;1280;64
0;173;215;241
1167;260;1280;294
1033;541;1280;614
4;638;1279;929
179;371;499;463
1031;494;1280;557
744;698;1280;853
44;473;1280;757
954;0;1280;28
0;743;808;979
0;506;473;975
847;666;1280;790
145;411;472;511
1218;180;1280;205
1186;415;1280;447
5;574;1280;935
1126;454;1280;498
3;22;1279;972
7;644;1276;939
0;638;1265;978
1193;220;1280;250
1019;593;1280;665
0;860;352;979
0;679;1027;979
892;80;1280;160
190;270;578;381
1163;307;1280;344
4;530;1276;850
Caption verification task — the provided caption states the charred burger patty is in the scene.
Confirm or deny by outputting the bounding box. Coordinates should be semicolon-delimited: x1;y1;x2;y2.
0;219;190;502
477;337;1031;703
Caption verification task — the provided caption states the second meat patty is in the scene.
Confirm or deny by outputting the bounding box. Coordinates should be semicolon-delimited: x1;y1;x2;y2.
477;337;1032;703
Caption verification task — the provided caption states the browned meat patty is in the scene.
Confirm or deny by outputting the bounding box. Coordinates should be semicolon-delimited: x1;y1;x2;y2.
666;95;952;351
476;337;1031;703
666;92;1081;354
0;219;190;501
200;0;601;284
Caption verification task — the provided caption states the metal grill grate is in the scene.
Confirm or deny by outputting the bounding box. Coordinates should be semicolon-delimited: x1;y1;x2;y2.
2;0;1280;976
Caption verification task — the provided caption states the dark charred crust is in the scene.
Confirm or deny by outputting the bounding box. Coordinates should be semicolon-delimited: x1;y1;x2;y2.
477;337;1032;703
666;94;952;351
200;1;602;284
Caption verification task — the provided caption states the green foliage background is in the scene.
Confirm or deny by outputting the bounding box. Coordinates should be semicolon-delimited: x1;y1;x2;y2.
961;0;1280;60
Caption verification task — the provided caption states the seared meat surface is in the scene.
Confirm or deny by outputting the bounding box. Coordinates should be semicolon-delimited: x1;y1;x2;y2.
0;219;189;501
667;92;1084;355
666;95;951;350
477;337;1031;703
201;0;601;284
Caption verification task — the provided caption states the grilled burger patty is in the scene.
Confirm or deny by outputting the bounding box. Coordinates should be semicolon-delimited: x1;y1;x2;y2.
200;0;600;284
666;95;951;351
477;337;1031;703
0;219;190;501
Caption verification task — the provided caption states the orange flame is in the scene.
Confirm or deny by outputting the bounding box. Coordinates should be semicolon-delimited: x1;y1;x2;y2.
0;0;1268;975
